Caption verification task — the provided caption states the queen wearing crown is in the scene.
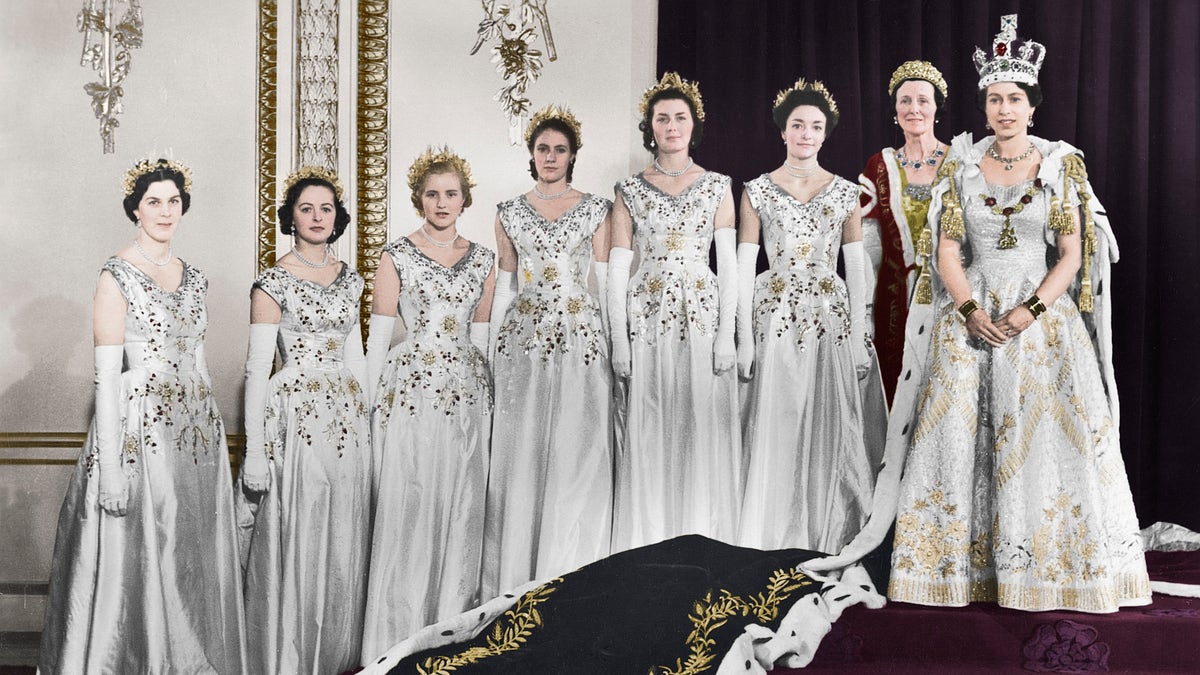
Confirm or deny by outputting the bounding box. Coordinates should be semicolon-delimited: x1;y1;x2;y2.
482;105;615;597
608;72;742;550
40;159;246;673
235;167;373;674
882;15;1151;612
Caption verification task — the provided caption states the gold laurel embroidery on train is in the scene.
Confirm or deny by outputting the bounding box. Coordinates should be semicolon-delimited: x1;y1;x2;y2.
416;579;562;675
651;567;814;675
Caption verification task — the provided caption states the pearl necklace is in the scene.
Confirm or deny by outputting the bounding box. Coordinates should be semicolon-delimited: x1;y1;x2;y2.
895;146;944;172
987;142;1036;171
291;245;331;268
654;157;694;177
134;238;172;267
783;161;819;179
419;225;459;248
533;182;572;200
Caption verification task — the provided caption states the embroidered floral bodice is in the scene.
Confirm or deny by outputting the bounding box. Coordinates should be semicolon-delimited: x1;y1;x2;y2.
377;237;494;418
744;174;859;344
255;264;364;371
617;171;730;343
496;193;610;363
106;256;208;375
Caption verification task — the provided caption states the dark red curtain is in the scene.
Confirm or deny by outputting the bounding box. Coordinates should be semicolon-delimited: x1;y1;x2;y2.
656;0;1200;530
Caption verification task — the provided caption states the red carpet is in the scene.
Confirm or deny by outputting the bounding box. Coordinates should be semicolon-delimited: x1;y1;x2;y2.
775;550;1200;674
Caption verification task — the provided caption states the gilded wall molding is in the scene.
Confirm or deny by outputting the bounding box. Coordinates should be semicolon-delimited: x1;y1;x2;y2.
296;0;340;168
357;0;389;335
256;0;280;274
0;432;245;466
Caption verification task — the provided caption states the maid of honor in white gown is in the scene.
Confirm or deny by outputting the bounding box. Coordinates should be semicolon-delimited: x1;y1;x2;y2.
361;147;496;660
483;105;614;597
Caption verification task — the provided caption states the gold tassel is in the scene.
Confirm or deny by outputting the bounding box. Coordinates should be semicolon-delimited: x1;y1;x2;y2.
1078;275;1093;312
1061;154;1098;313
915;228;932;304
1048;196;1074;234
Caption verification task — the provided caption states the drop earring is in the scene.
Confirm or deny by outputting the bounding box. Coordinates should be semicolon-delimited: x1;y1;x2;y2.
650;139;656;149
1027;115;1035;128
892;115;898;125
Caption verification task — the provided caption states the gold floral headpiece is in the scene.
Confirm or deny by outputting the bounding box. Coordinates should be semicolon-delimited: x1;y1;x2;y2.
283;166;344;200
525;104;584;150
773;78;840;122
407;146;475;193
122;158;193;196
406;146;475;214
888;60;948;98
639;71;706;122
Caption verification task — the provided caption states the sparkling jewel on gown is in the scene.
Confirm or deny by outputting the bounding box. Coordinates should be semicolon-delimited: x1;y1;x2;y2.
888;150;1150;611
39;257;246;675
483;194;614;597
235;264;372;674
737;175;878;553
612;172;742;551
361;237;495;661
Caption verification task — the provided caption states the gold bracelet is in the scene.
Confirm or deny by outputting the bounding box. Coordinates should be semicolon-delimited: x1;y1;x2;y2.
958;299;981;320
1023;294;1047;319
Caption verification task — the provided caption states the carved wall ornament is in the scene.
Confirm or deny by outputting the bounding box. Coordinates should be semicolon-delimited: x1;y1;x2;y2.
77;0;144;154
470;0;558;144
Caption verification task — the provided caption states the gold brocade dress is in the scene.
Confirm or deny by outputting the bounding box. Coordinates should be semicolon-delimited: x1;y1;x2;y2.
887;169;1150;612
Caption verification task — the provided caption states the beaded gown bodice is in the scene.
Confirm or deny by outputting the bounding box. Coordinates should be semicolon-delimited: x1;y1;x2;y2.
255;264;364;371
617;171;730;343
107;256;208;375
497;193;610;363
962;179;1052;288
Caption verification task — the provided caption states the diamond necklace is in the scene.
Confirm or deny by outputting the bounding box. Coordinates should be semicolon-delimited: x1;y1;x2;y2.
895;146;945;172
987;142;1036;171
654;157;694;177
134;238;172;267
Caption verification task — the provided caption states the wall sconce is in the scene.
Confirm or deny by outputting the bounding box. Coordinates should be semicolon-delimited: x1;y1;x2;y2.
78;0;144;154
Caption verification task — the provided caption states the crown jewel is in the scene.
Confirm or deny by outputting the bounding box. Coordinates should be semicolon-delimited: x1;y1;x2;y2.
974;14;1045;89
283;166;344;200
525;104;583;150
639;72;705;122
888;60;948;98
123;158;193;196
773;78;840;121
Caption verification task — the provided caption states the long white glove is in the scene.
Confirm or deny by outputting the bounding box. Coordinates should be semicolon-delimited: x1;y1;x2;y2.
344;321;368;396
242;323;277;493
592;260;610;335
94;344;128;516
470;322;489;361
736;242;760;379
489;269;518;359
713;228;737;374
366;313;396;404
607;247;634;378
842;241;872;371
